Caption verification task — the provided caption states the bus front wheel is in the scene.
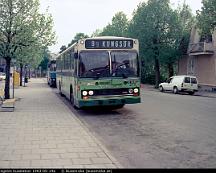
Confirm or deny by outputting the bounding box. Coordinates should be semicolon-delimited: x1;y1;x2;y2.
70;86;79;109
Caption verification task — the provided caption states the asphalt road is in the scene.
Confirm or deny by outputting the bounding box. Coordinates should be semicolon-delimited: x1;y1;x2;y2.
2;78;215;168
2;78;216;168
55;88;216;168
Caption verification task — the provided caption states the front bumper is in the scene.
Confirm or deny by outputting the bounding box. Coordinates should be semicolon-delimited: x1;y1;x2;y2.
50;78;56;85
77;97;141;108
181;88;198;92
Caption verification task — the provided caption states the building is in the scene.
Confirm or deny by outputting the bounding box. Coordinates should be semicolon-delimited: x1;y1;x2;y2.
178;26;216;91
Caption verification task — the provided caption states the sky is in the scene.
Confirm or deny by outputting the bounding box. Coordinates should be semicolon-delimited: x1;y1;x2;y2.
40;0;203;53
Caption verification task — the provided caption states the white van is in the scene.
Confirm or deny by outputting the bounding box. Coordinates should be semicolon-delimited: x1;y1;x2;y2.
159;75;198;95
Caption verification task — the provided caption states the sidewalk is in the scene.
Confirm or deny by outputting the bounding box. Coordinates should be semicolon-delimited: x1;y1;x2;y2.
0;78;122;168
141;84;216;98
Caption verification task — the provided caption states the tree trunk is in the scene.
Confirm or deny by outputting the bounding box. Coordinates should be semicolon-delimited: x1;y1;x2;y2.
20;63;23;86
4;58;11;99
168;63;174;78
153;36;160;88
29;68;31;79
154;58;160;88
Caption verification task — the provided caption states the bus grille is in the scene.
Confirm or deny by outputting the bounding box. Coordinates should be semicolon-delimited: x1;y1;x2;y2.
93;88;129;96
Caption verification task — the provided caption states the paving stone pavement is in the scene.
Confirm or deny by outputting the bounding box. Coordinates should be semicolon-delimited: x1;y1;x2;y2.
0;78;122;168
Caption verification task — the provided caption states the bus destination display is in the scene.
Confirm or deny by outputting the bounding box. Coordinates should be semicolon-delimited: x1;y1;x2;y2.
85;39;134;49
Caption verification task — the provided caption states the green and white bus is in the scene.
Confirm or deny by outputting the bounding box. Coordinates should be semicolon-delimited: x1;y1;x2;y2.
56;36;141;109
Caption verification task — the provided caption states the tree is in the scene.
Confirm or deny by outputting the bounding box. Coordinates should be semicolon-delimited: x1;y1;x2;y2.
100;12;129;37
91;29;103;37
38;48;50;71
197;0;216;36
178;3;195;55
59;45;67;53
0;0;56;98
159;4;194;78
68;33;89;47
16;43;45;86
128;0;182;87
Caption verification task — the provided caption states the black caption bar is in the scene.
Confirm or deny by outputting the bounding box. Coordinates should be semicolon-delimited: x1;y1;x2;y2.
85;40;134;49
1;169;213;173
0;169;112;173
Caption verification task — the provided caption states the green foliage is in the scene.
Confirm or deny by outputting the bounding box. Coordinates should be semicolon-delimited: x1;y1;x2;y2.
178;4;195;55
197;0;216;35
91;29;103;37
0;0;56;60
100;12;129;37
0;0;56;98
178;3;195;33
59;45;67;53
38;49;50;70
68;33;89;47
128;0;183;85
74;33;89;40
56;0;194;86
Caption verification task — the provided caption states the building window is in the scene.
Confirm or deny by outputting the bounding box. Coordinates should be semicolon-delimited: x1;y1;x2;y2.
200;34;212;43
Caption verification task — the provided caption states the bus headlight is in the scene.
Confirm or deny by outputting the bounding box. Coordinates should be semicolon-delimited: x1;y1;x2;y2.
128;89;134;94
82;91;88;96
89;91;94;96
134;88;139;93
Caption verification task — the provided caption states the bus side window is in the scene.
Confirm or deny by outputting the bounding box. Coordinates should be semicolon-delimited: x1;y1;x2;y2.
73;52;79;77
74;59;78;77
70;52;74;69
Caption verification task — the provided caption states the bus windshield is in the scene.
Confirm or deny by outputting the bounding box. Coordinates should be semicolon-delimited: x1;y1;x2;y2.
111;51;138;78
79;51;138;78
79;51;110;78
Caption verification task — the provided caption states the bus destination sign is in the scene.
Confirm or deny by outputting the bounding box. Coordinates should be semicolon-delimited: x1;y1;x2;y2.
85;39;134;49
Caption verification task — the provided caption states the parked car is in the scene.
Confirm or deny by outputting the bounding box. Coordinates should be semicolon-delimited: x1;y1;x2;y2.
0;72;6;81
159;75;198;95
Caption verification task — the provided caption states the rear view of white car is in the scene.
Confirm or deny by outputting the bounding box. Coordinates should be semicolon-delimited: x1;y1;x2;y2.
159;75;198;95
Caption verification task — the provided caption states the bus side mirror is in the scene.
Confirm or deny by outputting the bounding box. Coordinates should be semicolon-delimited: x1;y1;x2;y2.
74;53;78;59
